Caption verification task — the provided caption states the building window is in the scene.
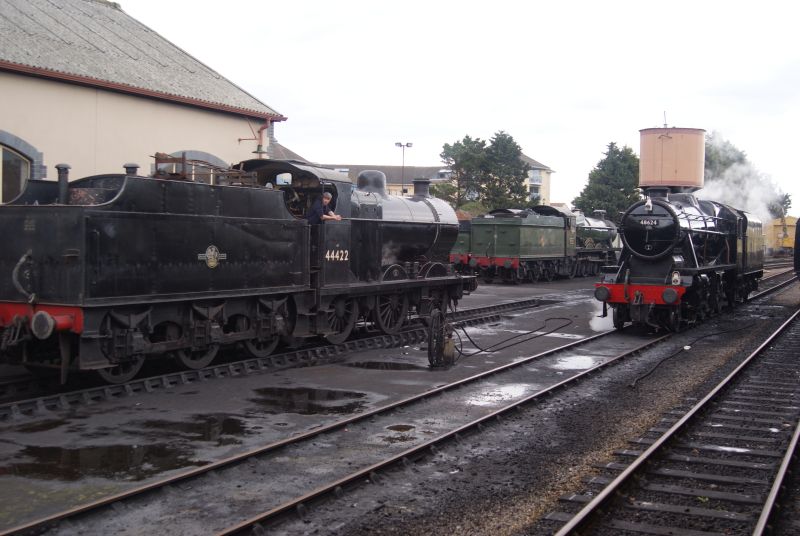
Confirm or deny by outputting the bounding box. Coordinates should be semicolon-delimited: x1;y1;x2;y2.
529;185;540;201
528;169;542;185
1;145;31;202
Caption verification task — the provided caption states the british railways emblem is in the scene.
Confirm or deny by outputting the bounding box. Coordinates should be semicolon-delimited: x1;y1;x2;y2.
198;245;227;268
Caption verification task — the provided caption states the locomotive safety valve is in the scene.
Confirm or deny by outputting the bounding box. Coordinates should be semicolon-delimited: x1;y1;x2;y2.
30;311;74;340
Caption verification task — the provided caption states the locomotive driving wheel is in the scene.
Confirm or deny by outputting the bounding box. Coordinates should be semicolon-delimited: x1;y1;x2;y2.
374;293;409;335
96;356;145;384
230;315;280;358
176;345;219;370
325;297;359;344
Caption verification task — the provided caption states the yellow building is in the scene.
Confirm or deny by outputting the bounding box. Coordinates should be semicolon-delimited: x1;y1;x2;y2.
766;216;797;255
520;154;553;205
0;0;292;201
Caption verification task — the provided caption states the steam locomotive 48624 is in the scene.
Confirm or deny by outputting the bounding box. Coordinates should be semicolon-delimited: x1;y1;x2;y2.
594;127;763;330
0;159;474;383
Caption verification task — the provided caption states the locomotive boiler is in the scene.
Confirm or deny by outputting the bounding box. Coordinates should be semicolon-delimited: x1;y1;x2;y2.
0;159;474;383
594;128;763;330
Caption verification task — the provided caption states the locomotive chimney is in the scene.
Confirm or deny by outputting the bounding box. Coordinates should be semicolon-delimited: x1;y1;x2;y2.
412;177;430;198
593;209;606;219
55;163;70;205
123;163;140;175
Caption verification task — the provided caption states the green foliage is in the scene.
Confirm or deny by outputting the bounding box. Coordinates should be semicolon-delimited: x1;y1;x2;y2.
440;131;530;211
440;135;488;207
458;200;490;216
704;131;747;180
573;142;641;223
430;182;458;204
768;193;792;219
484;131;530;210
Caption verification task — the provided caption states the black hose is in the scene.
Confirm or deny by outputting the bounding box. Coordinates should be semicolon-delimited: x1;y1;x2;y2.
629;321;756;388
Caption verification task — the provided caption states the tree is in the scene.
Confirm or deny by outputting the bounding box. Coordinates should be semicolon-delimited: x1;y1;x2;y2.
573;142;640;223
440;131;530;211
701;131;790;221
429;182;457;205
440;136;488;207
483;131;530;210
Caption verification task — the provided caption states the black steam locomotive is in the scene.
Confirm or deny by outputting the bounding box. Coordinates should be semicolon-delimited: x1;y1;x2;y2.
0;160;474;383
594;188;764;330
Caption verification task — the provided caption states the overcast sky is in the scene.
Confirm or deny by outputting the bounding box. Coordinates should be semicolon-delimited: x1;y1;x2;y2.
123;0;799;214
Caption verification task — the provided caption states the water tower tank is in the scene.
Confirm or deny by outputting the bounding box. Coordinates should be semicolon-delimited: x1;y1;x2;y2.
639;127;705;191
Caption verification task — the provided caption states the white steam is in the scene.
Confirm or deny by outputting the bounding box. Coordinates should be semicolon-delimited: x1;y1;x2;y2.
695;132;783;223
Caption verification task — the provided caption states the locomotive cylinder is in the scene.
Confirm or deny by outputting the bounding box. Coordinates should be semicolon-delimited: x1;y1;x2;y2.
639;127;705;191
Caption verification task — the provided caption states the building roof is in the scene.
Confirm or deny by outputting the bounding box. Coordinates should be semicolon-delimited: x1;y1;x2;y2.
325;164;450;185
520;153;553;171
0;0;284;120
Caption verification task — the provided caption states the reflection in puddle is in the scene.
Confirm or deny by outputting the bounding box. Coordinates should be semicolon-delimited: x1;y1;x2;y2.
386;424;415;432
343;361;429;371
465;384;529;407
381;434;416;443
134;414;249;445
14;420;68;433
250;387;368;415
0;443;207;482
552;355;599;370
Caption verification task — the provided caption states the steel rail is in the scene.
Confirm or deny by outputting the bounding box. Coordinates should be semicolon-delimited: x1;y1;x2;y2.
753;390;800;534
216;334;672;535
0;299;606;535
554;306;800;536
0;297;545;418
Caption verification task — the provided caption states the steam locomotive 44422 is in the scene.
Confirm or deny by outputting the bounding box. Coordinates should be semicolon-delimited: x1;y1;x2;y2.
0;159;475;383
594;127;764;330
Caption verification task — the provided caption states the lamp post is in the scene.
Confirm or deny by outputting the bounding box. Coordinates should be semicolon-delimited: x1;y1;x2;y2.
395;142;412;195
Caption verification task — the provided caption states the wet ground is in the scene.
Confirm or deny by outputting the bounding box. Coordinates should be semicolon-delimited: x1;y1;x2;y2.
0;277;609;530
0;272;796;533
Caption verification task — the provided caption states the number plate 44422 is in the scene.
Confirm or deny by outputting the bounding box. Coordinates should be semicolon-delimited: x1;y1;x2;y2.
325;249;349;261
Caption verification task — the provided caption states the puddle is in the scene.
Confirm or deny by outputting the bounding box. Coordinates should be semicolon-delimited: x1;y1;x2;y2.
381;434;416;443
134;414;249;445
465;384;529;407
249;387;368;415
0;443;208;481
14;419;68;433
343;361;429;371
551;355;599;370
386;424;415;432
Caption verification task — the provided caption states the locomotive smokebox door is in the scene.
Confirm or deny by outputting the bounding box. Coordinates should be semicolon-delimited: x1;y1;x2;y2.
318;222;352;285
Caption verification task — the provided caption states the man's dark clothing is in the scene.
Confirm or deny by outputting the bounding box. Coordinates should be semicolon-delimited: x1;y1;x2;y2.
307;199;332;225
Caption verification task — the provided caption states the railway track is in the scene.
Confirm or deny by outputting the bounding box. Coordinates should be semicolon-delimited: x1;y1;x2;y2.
546;305;800;536
0;297;548;418
2;304;664;534
3;275;796;534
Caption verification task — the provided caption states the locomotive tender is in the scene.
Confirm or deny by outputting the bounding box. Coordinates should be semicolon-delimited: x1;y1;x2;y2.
594;128;763;330
0;160;474;383
451;206;617;283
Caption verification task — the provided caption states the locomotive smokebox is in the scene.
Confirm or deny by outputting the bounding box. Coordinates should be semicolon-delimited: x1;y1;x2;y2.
639;127;705;192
